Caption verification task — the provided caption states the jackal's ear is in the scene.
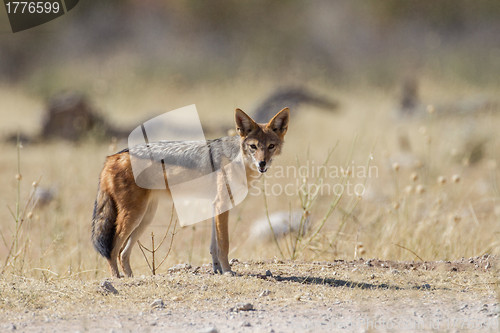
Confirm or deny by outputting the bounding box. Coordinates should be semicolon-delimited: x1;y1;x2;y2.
235;108;258;137
266;107;290;137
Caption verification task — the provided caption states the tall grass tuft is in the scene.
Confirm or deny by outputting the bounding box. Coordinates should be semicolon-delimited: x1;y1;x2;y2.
1;135;39;275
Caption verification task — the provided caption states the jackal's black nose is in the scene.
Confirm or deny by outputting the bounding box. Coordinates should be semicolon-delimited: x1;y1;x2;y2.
259;161;266;169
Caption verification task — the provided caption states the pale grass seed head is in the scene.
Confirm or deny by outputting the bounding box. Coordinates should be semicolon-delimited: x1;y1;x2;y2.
414;160;424;169
108;137;117;152
410;172;418;182
404;185;413;195
448;213;461;223
356;243;366;255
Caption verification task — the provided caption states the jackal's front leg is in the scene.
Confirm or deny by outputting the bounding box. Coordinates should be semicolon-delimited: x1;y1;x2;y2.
210;211;232;274
210;218;222;274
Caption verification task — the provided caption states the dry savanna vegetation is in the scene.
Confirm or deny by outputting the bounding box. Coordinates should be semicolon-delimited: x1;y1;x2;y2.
1;1;500;331
0;75;499;331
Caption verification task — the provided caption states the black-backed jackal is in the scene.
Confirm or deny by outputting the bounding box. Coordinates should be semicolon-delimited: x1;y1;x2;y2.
92;107;290;277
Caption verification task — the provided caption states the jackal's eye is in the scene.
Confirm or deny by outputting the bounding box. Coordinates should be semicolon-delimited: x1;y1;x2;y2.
249;144;257;150
268;144;275;150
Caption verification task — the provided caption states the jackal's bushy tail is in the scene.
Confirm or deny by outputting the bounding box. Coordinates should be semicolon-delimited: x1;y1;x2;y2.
91;182;117;259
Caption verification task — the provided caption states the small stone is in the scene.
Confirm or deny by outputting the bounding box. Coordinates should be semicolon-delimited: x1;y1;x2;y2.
150;299;164;309
231;303;254;312
265;270;273;277
240;321;251;327
99;281;118;295
168;263;192;273
171;296;182;301
229;258;239;265
200;327;218;333
259;290;271;297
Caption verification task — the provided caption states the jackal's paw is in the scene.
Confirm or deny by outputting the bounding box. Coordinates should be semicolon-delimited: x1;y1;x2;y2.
212;263;223;274
223;270;236;277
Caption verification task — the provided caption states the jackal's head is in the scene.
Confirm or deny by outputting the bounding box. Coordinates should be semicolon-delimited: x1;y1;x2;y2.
235;107;290;173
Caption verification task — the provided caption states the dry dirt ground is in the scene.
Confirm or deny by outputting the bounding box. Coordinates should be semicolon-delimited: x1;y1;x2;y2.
1;256;499;332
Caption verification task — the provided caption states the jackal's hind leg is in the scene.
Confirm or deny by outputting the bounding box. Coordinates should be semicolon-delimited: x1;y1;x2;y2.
119;198;158;277
107;256;121;278
110;204;149;278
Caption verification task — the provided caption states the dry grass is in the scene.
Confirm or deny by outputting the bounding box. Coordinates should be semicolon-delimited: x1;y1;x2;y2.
0;77;499;331
0;77;499;281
